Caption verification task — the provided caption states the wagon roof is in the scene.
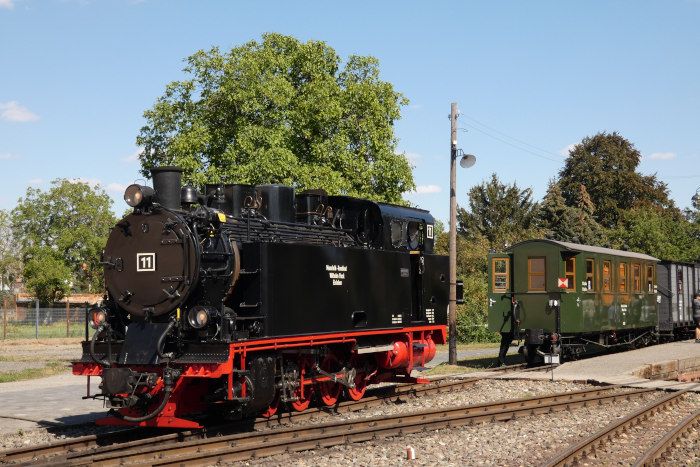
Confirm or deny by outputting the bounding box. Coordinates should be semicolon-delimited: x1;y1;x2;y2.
507;239;659;262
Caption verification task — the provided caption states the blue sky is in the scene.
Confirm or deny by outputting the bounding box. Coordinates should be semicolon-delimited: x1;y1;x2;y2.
1;0;699;224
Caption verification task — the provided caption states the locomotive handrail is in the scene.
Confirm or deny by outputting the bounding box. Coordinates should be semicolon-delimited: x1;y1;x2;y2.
90;324;113;368
156;321;176;361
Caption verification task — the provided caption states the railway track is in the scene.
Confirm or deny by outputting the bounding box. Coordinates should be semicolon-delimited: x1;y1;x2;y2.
7;385;650;466
543;389;700;466
0;377;478;465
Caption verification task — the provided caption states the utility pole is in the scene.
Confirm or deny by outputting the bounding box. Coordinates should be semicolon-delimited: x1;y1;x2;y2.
448;102;458;365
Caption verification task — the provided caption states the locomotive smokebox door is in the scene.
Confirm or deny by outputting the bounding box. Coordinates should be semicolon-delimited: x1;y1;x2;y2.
102;211;199;319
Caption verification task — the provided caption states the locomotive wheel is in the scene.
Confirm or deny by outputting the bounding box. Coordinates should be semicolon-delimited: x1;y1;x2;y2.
291;356;314;412
261;390;280;418
345;355;368;401
318;354;342;406
291;384;314;411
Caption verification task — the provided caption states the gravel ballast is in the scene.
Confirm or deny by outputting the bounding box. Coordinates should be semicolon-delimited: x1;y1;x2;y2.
1;378;698;466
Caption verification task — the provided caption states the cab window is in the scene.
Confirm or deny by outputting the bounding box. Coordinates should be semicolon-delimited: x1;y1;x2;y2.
528;257;546;291
407;221;423;251
492;258;509;292
390;220;405;248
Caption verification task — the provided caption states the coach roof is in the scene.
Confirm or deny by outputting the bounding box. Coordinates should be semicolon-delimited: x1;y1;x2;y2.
508;239;659;262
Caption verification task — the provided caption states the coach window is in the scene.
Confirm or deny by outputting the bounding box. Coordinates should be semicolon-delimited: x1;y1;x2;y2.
564;257;576;291
528;257;546;292
619;262;627;292
633;264;641;293
646;265;654;292
493;258;509;292
585;259;595;292
603;260;611;292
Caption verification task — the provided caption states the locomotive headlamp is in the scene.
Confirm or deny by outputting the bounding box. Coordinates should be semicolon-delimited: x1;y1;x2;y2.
88;307;109;329
124;184;155;208
187;306;217;329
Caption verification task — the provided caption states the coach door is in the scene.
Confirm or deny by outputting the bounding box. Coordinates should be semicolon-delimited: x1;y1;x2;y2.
487;254;514;333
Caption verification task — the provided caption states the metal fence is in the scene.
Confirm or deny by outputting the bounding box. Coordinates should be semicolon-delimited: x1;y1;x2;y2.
1;301;96;340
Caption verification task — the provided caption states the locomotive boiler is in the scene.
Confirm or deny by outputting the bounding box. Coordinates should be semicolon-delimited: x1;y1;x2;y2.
73;166;450;428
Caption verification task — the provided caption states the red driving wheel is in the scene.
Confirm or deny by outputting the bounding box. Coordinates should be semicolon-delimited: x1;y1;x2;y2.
318;353;342;406
345;355;368;401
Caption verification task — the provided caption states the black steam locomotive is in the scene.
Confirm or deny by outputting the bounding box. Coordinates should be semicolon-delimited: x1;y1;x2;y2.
73;167;450;428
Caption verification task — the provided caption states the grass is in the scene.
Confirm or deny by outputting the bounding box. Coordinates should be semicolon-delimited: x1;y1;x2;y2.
426;352;524;376
0;362;72;383
434;342;501;352
1;323;94;340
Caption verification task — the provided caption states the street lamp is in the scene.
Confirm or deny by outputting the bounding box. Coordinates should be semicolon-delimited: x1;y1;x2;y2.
448;102;476;365
692;187;700;203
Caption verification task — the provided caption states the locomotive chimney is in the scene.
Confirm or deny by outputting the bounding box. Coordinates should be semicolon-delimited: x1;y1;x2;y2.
151;166;184;210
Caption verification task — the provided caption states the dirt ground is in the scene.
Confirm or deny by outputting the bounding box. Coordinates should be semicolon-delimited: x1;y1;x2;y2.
0;338;83;360
0;338;83;374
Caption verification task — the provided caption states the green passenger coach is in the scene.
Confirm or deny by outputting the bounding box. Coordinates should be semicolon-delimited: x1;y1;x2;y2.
487;239;659;361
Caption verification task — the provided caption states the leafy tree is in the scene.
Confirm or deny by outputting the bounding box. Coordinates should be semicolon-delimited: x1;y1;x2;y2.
21;247;72;303
609;206;700;262
539;180;606;245
137;33;413;203
559;132;673;229
435;231;496;343
12;180;116;301
457;173;541;250
0;209;21;294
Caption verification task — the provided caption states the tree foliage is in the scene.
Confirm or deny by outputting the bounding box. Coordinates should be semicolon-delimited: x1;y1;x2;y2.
0;209;21;294
457;173;541;250
434;231;496;343
609;206;700;262
137;33;413;203
559;132;673;229
12;180;116;302
539;180;606;245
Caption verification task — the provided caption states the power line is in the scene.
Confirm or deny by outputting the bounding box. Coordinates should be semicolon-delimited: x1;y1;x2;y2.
460;120;563;163
465;115;564;158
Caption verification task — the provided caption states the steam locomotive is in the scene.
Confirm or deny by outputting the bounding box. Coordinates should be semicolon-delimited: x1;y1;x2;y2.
73;166;450;428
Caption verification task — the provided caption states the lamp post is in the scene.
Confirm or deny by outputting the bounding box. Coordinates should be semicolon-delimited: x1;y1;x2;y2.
448;102;476;365
692;188;700;203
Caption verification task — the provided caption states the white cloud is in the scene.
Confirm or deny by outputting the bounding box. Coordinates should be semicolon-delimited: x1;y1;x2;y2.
0;101;39;122
647;152;676;160
406;185;442;195
123;148;142;163
28;178;42;185
558;143;576;156
404;152;422;166
0;0;14;10
70;177;103;188
0;153;14;160
106;182;127;193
